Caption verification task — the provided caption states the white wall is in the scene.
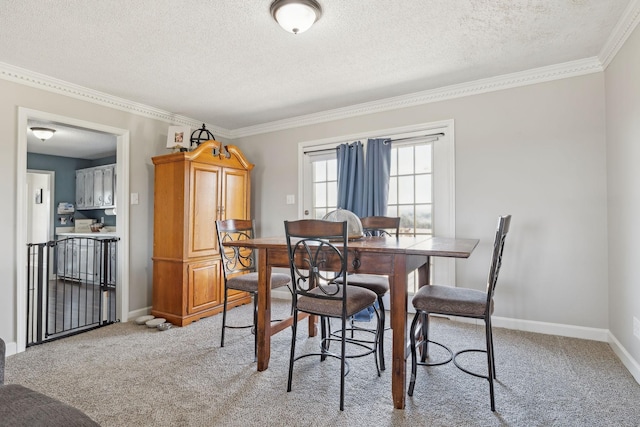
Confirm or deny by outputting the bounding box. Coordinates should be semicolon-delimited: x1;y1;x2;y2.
605;23;640;366
234;72;609;330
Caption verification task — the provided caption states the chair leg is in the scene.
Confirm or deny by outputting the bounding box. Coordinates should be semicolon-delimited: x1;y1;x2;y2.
340;314;347;411
488;318;496;379
420;312;430;363
485;317;496;411
287;308;299;393
320;316;328;361
377;295;386;371
372;305;381;377
253;292;258;362
408;311;421;396
220;286;229;348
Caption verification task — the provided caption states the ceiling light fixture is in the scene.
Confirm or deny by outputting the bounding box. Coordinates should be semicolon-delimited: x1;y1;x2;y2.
270;0;322;35
30;127;56;141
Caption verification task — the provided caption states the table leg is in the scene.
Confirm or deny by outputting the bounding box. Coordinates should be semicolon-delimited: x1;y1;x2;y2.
256;249;271;371
391;254;408;409
417;257;431;287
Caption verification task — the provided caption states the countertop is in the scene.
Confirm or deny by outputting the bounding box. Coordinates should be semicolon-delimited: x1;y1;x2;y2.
56;226;117;238
57;231;118;238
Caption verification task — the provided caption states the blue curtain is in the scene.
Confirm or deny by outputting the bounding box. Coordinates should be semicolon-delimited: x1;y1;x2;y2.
336;138;391;322
362;138;392;217
336;141;365;216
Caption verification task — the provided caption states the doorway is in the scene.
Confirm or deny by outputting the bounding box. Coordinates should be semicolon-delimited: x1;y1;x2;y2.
16;107;131;353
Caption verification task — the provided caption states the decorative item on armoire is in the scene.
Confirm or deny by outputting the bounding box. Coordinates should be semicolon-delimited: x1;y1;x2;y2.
190;124;216;147
167;125;191;152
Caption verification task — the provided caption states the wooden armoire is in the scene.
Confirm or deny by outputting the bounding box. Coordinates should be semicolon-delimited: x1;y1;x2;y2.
151;140;254;326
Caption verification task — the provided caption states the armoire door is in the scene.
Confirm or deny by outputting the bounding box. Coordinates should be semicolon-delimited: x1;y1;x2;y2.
189;162;221;258
221;168;249;220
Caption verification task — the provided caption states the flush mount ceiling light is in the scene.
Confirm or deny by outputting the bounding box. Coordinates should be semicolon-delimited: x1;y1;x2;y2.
270;0;322;35
30;127;56;141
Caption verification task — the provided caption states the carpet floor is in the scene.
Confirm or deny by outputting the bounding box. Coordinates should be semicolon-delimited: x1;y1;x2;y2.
5;300;640;426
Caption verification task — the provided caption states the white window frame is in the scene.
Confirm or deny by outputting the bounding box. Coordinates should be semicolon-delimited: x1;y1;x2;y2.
297;119;456;291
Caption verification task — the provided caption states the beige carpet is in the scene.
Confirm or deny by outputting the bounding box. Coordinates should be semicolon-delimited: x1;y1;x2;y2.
5;300;640;427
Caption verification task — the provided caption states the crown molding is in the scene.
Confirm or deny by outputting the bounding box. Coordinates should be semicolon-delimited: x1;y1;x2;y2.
1;57;603;141
0;62;230;138
599;0;640;68
229;57;603;138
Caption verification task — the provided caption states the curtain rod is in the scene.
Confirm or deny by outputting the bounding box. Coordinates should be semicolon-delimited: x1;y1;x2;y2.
303;132;445;155
387;132;444;143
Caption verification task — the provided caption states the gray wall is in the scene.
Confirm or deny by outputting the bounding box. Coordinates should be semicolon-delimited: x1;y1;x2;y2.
234;72;609;330
605;23;640;365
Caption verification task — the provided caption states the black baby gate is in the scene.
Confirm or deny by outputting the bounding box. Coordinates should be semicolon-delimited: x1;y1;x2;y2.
26;237;119;346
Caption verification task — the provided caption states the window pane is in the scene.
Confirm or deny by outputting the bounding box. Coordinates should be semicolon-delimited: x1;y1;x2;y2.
399;205;414;233
398;176;414;204
415;144;432;173
314;161;326;182
314;183;326;207
415;204;432;235
415;174;431;203
387;205;398;217
390;149;397;176
326;159;337;181
388;177;397;204
315;208;327;219
327;183;337;207
398;146;414;175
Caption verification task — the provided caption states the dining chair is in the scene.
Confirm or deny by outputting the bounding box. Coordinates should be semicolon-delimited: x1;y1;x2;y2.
333;216;400;371
407;215;511;411
284;219;381;411
215;219;292;360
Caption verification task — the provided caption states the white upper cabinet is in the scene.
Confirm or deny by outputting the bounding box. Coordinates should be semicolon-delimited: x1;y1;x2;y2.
75;164;116;210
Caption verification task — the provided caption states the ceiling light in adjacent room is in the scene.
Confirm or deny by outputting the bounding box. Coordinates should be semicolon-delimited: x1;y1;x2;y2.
30;127;56;141
270;0;322;34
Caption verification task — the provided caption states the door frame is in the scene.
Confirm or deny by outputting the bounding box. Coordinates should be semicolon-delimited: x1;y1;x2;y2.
16;107;131;353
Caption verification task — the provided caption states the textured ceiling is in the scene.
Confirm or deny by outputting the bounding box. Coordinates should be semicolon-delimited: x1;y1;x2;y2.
0;0;633;134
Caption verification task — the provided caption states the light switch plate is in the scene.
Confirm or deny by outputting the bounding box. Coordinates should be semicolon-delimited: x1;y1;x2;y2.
130;193;139;205
286;194;295;205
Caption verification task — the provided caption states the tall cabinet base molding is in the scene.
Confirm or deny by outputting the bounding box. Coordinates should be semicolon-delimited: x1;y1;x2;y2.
151;141;254;326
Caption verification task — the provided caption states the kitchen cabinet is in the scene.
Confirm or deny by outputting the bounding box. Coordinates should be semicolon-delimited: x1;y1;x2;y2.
56;235;117;283
75;164;116;210
151;141;253;326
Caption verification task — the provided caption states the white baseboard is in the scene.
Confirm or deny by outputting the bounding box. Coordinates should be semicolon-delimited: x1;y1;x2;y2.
608;331;640;384
490;316;610;342
3;340;17;357
128;306;151;320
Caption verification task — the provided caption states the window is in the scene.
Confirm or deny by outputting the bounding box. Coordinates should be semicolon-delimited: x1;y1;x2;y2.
299;121;455;298
387;140;433;237
312;158;337;219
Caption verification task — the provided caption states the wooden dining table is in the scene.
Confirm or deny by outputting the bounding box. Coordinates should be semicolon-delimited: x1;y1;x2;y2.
223;234;479;409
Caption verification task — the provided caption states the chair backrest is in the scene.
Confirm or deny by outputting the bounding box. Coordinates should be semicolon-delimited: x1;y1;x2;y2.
284;219;348;306
215;219;256;280
486;215;511;301
360;216;400;238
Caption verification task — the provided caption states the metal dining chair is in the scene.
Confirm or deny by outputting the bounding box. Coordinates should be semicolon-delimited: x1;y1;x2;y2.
284;219;382;411
333;216;400;371
407;215;511;411
215;219;292;360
